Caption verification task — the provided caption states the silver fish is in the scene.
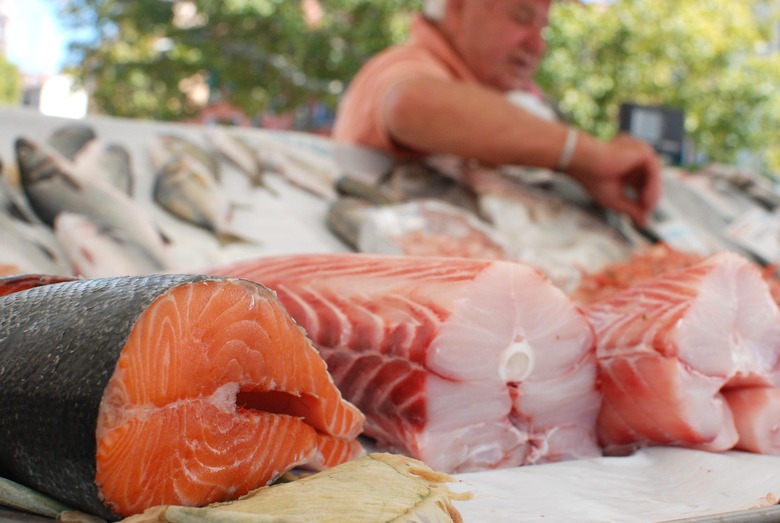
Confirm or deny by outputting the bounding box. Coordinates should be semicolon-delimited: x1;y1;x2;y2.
0;475;78;520
46;123;97;161
15;137;173;270
0;211;72;275
150;133;221;182
326;197;373;250
153;153;255;246
54;212;167;278
73;139;135;196
336;176;396;205
467;166;637;291
379;162;480;214
0;158;41;225
205;126;275;192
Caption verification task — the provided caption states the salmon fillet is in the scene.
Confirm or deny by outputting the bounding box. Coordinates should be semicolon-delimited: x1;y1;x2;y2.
206;253;600;473
587;251;780;454
0;274;364;520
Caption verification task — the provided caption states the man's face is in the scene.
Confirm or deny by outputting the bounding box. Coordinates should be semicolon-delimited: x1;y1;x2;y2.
448;0;551;92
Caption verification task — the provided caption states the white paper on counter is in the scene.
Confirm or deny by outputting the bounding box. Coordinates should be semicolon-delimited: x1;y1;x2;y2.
450;447;780;522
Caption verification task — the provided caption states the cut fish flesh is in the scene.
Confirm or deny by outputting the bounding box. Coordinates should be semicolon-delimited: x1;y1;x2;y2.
0;274;364;520
724;387;780;455
586;251;780;455
205;253;601;473
571;243;706;306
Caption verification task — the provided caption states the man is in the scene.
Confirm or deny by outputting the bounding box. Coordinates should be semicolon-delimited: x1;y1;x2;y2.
332;0;661;227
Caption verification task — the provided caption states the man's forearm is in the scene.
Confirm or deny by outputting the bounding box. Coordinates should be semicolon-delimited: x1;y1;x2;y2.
382;75;584;171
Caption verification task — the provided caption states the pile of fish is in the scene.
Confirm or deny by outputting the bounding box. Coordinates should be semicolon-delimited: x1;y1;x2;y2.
0;122;339;279
326;158;641;292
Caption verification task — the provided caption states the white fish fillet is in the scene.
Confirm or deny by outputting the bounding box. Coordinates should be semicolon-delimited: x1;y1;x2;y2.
724;387;780;455
205;253;601;473
587;251;780;455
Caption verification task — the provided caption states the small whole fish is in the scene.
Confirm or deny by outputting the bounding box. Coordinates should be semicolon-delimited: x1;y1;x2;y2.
153;154;255;246
0;158;41;225
380;162;480;214
54;212;167;278
73;140;135;196
46;123;97;161
0;211;72;276
205;126;274;192
0;475;82;520
15;137;173;270
149;133;221;182
326;197;373;250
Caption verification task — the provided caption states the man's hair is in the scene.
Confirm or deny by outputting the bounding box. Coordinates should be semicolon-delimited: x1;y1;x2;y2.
422;0;447;21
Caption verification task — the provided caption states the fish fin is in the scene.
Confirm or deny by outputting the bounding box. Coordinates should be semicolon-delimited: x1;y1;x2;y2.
157;227;173;246
217;231;260;247
229;202;253;213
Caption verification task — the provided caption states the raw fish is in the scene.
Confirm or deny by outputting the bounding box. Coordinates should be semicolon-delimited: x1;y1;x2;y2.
587;252;780;455
206;253;601;473
0;274;364;520
724;387;780;455
54;213;167;277
15;137;173;270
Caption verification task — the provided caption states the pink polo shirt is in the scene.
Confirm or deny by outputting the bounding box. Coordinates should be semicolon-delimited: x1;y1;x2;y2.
332;14;479;161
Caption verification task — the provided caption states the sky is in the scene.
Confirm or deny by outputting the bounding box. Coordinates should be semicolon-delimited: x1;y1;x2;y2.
4;0;67;76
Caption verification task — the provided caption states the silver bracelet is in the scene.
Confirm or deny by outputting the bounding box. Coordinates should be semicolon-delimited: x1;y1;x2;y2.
556;127;578;171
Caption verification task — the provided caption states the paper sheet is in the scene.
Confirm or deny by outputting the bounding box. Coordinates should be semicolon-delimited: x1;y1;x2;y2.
451;448;780;522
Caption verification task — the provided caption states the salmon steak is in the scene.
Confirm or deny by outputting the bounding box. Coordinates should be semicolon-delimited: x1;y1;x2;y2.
586;251;780;455
0;274;364;520
206;253;601;473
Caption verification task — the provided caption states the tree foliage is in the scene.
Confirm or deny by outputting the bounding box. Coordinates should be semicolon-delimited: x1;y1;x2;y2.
0;55;22;106
536;0;780;175
58;0;419;121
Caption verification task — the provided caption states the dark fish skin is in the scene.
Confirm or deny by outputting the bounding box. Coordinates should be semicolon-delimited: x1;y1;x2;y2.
47;124;97;161
15;137;82;225
326;197;372;250
0;274;77;297
0;274;237;521
0;157;42;225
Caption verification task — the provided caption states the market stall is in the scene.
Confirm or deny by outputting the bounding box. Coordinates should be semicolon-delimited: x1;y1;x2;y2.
2;106;780;522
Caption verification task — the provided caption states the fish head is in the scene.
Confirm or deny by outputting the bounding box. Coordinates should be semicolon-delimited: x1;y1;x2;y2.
14;138;40;176
15;138;58;185
15;137;80;189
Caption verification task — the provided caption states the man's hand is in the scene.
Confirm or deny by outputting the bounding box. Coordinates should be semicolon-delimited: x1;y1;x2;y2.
568;133;662;228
